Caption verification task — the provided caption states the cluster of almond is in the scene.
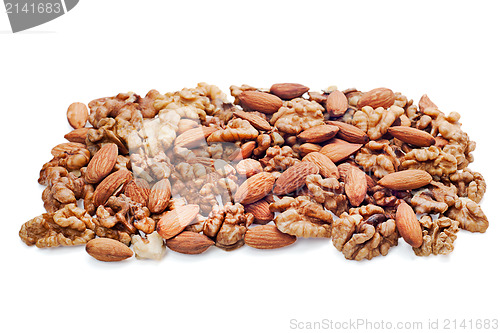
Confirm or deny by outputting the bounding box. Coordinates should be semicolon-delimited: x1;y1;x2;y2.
19;83;488;262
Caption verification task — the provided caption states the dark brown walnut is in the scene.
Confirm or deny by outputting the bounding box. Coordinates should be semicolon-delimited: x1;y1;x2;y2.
203;203;254;250
270;196;333;238
413;215;459;256
19;204;96;248
331;205;399;261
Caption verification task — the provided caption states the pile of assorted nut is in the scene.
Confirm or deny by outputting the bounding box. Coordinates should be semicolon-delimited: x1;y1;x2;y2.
19;83;488;261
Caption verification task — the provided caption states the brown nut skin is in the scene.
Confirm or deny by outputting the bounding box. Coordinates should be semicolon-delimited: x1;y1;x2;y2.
239;91;283;114
270;83;309;100
86;238;133;262
396;201;423;248
165;231;214;254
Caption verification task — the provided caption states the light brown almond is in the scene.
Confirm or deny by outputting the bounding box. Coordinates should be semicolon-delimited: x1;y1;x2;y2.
85;143;118;184
245;225;297;249
174;126;217;148
177;119;200;133
270;83;309;100
244;199;274;224
297;124;339;143
273;162;319;196
234;172;275;205
418;94;438;113
228;141;257;162
326;121;369;144
123;179;150;206
239;91;283;114
302;152;339;179
86;238;133;262
234;110;272;131
67;102;89;129
51;142;86;157
326;90;349;116
93;169;132;207
165;231;214;254
344;167;367;207
156;205;200;239
378;170;432;190
236;159;263;177
337;162;377;188
357;88;395;109
64;127;90;144
148;179;172;213
395;201;423;247
387;126;436;147
319;138;363;163
298;143;322;156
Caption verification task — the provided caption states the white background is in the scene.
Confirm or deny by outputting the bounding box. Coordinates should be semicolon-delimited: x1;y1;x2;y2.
1;1;499;332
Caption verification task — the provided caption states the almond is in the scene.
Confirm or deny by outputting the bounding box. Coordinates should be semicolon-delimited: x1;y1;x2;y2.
270;83;309;100
177;119;200;133
239;91;283;114
93;169;132;207
85;143;118;184
157;204;200;239
378;170;432;190
86;238;133;262
64;127;90;144
236;159;263;177
148;179;172;213
357;88;395;109
344;166;367;206
244;199;274;224
395;201;423;247
338;162;377;188
387;126;436;147
273;162;319;196
326;90;349;116
244;225;296;249
302;152;339;178
326;121;369;144
51;142;86;157
174;126;217;148
298;143;322;156
67;102;89;129
234;172;275;205
418;94;438;113
297;124;339;143
165;231;214;254
228;141;256;162
123;179;150;206
319;138;363;163
233;110;272;131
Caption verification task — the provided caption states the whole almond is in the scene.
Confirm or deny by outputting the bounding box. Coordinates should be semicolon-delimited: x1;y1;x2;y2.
244;199;274;224
51;142;86;157
148;179;172;213
67;102;89;129
123;179;150;206
244;225;297;249
229;141;256;162
233;110;272;131
239;91;283;114
297;124;339;143
319;138;363;163
86;238;133;262
298;143;322;156
165;231;214;254
93;169;132;207
326;121;369;144
174;126;217;148
236;159;263;177
64;127;90;144
273;162;319;196
234;172;275;205
338;162;377;188
270;83;309;100
177;119;201;133
302;152;339;179
326;90;349;116
396;201;423;247
157;204;200;239
85;143;118;184
387;126;436;147
357;88;395;109
345;167;367;207
378;170;432;190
